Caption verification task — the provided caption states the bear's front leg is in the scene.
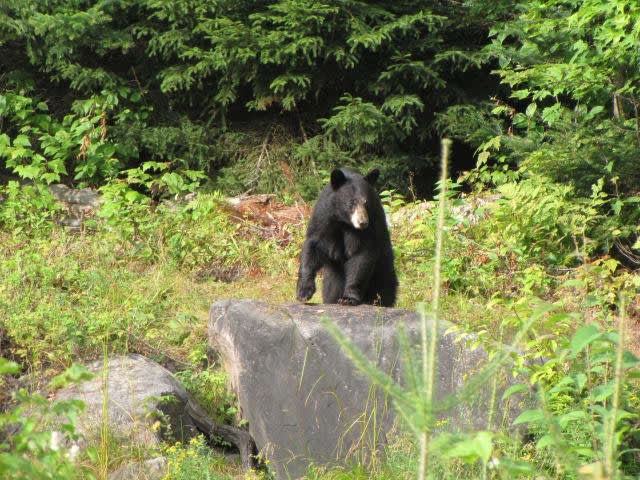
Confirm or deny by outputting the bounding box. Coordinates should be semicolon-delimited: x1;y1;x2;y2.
339;251;376;306
296;239;323;302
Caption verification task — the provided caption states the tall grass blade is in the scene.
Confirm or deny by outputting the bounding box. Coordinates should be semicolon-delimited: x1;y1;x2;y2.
418;138;451;480
604;295;627;479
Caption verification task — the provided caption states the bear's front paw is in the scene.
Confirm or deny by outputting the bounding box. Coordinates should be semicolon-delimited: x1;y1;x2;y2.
296;279;316;302
338;296;361;306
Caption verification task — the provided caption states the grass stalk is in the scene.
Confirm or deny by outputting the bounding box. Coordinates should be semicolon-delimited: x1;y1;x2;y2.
418;138;451;480
604;295;627;479
99;341;110;480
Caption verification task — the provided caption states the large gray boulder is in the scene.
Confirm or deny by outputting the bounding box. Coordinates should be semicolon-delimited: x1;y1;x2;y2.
53;354;255;469
209;300;519;479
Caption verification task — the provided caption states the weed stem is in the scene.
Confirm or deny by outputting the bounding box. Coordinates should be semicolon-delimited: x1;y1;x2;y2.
419;138;451;480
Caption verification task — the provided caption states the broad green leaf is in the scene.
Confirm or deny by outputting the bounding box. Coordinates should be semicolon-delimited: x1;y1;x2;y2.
513;409;545;425
502;383;528;401
570;325;601;356
525;103;537;117
13;134;31;147
536;434;555;449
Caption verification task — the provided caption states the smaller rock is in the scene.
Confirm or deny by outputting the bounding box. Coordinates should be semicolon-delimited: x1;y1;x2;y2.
49;183;101;231
52;354;256;470
108;456;167;480
49;184;101;209
54;354;200;448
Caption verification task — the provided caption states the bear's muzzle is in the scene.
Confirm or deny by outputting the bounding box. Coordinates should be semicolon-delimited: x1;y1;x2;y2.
350;203;369;229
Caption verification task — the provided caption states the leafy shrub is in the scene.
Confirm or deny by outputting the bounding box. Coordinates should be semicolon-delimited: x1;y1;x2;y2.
0;359;92;480
163;435;268;480
508;308;640;478
0;92;123;187
175;369;238;426
0;181;60;234
1;0;501;197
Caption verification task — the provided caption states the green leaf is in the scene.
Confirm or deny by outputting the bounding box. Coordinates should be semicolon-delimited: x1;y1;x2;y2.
591;381;615;402
536;434;555;449
561;279;585;288
13;134;32;147
558;410;588;428
0;133;10;153
0;357;20;375
14;164;41;179
541;104;562;125
442;431;493;464
574;373;587;391
502;383;528;401
125;190;145;202
477;151;490;165
513;409;545;425
525;103;537;118
570;324;601;356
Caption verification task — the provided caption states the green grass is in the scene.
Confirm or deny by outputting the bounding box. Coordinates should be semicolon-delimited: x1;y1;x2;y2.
1;185;639;480
0;220;297;374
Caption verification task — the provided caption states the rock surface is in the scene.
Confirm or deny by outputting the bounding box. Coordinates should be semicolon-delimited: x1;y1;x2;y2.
53;354;255;470
108;457;167;480
209;300;520;479
54;354;199;447
49;183;101;209
49;183;101;231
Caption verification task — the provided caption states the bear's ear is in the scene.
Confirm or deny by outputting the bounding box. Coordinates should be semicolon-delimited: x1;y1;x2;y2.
330;169;347;189
364;169;380;185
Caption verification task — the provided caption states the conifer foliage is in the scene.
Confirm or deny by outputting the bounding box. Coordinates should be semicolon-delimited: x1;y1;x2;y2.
0;1;492;195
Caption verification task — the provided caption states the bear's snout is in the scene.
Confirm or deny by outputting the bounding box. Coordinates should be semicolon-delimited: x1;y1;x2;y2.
350;203;369;229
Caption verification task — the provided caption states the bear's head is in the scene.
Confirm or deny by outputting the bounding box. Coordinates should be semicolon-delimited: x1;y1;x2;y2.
330;168;380;230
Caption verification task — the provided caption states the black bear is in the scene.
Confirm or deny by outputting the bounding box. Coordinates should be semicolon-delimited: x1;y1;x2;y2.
296;167;398;307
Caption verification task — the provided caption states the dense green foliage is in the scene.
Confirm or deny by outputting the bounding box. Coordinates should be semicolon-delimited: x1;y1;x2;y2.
0;0;501;197
1;0;640;479
439;0;640;259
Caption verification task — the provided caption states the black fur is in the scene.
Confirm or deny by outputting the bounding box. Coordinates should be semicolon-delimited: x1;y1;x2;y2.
296;168;398;307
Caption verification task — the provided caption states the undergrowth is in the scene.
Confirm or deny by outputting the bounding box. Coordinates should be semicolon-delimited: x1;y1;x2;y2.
1;171;639;479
